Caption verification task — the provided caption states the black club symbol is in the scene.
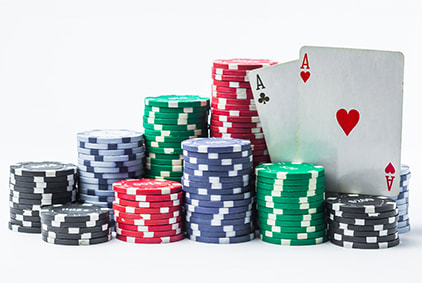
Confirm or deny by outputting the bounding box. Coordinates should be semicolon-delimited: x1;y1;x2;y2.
258;93;269;104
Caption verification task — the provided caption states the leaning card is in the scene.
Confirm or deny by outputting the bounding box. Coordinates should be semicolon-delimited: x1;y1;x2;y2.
248;60;299;162
297;46;404;197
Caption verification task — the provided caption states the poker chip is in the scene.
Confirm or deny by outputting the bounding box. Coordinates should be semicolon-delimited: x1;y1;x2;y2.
326;193;400;249
212;59;277;70
212;67;250;76
182;137;255;244
113;178;184;244
255;162;326;245
212;85;253;96
7;161;78;233
40;203;111;245
388;164;411;233
145;95;209;108
212;73;250;82
116;233;184;244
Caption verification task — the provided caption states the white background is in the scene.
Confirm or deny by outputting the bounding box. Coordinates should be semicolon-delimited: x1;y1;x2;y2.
1;1;421;282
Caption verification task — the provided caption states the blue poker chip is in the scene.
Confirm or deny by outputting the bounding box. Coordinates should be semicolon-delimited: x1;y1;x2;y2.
182;137;251;153
185;196;254;208
183;161;252;172
78;194;114;203
183;167;252;178
77;147;145;156
78;187;114;197
183;149;252;159
185;227;253;238
400;164;410;175
77;129;144;144
396;198;409;206
182;178;250;189
78;164;143;174
78;170;144;179
78;158;144;168
182;184;252;195
78;140;143;150
185;221;254;232
397;214;409;222
78;182;113;190
397;219;410;228
186;210;253;220
79;177;122;185
184;203;253;215
185;215;252;226
183;173;250;183
82;200;113;209
392;191;409;200
186;231;255;244
397;225;410;234
78;152;145;162
185;191;252;201
183;155;252;166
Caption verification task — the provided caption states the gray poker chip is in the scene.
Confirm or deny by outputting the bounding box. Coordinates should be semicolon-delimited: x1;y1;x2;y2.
10;162;77;177
40;203;110;223
326;194;396;213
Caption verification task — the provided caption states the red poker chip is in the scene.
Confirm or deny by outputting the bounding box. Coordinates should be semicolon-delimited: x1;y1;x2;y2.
211;114;260;123
115;215;182;226
212;85;252;95
114;210;181;220
251;143;268;151
112;179;182;195
115;221;182;232
113;202;181;214
115;191;183;202
213;79;250;88
253;149;269;156
212;73;249;82
212;108;258;117
210;132;266;144
116;227;182;238
210;119;262;128
209;125;263;134
212;68;250;76
212;59;277;70
116;233;184;244
114;197;181;208
211;102;257;111
253;156;271;163
212;91;254;100
211;97;255;106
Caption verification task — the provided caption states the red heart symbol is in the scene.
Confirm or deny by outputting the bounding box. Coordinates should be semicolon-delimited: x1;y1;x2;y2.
336;109;360;136
385;162;395;174
300;71;310;83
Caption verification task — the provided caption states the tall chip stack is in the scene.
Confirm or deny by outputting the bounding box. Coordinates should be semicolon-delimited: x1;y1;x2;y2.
181;138;256;244
8;161;77;234
143;95;210;182
392;164;411;233
210;59;277;169
113;179;184;244
326;194;399;249
255;162;327;246
76;129;146;226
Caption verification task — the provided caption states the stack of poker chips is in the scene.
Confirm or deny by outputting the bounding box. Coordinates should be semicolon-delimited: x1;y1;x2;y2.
143;95;210;182
392;164;411;233
256;162;327;246
326;194;399;249
77;129;145;224
8;161;77;234
113;179;184;244
181;138;256;244
210;59;277;168
40;203;111;245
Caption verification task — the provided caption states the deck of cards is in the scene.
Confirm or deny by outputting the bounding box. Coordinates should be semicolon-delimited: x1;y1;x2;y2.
248;46;404;197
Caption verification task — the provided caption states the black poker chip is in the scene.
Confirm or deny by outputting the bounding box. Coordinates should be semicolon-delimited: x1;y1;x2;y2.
10;190;76;200
41;229;111;240
8;222;41;233
328;230;399;243
326;194;396;213
9;195;74;206
41;223;110;234
9;218;41;228
10;213;40;222
9;184;77;194
329;237;400;249
41;218;109;229
328;213;398;226
328;226;398;237
9;180;76;189
9;207;40;217
40;203;110;222
10;161;77;177
328;208;398;219
327;220;397;232
42;234;111;246
9;173;77;183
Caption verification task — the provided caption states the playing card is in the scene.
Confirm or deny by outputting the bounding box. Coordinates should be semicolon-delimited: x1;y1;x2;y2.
297;46;404;197
248;60;299;162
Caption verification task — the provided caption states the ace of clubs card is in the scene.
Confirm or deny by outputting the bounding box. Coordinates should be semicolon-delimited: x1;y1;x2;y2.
297;46;404;197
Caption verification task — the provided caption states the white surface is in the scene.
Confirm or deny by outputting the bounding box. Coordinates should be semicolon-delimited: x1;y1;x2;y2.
1;1;421;282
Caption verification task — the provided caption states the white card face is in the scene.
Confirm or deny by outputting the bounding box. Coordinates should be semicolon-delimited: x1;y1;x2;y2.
248;61;299;162
297;46;404;196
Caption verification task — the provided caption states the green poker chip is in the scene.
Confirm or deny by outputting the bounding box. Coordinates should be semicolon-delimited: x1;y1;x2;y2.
257;211;325;222
256;186;325;198
145;140;183;149
260;234;327;246
256;199;324;210
256;175;325;186
143;116;208;126
144;128;206;137
146;146;183;155
146;157;183;166
144;95;210;108
143;121;208;131
260;228;326;240
257;222;326;233
145;134;205;143
146;169;184;178
147;152;183;160
256;193;325;204
257;204;324;215
255;162;325;180
258;216;326;228
145;175;182;182
255;181;325;192
146;163;183;172
144;110;208;119
144;105;210;114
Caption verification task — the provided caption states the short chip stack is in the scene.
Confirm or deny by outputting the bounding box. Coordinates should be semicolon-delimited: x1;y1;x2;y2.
8;161;77;234
143;95;210;182
326;194;399;249
255;162;327;246
113;179;185;244
393;164;411;233
40;203;111;245
77;129;145;224
210;59;277;168
181;138;256;244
